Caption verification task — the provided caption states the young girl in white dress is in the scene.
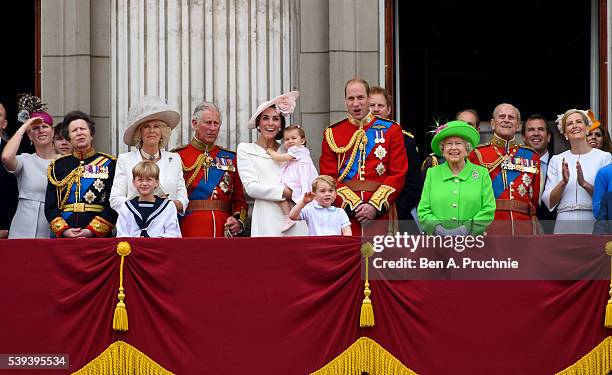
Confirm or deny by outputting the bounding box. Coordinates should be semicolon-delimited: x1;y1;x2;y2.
266;125;319;231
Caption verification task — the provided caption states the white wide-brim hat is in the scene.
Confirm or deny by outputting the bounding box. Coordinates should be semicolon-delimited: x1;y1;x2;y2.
248;91;299;129
123;96;181;146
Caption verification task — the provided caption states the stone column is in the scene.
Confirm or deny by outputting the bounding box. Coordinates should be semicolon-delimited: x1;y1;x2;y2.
110;0;298;154
41;0;112;152
298;0;381;164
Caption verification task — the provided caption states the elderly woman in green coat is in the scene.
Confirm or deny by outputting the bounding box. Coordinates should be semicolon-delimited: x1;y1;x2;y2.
418;121;495;235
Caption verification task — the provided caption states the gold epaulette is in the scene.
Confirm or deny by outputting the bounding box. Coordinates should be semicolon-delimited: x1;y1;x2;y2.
375;115;396;123
401;130;414;139
421;154;439;170
325;118;346;129
171;144;188;153
474;142;491;148
98;152;117;161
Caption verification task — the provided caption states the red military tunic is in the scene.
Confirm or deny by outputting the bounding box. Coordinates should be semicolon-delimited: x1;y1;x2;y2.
319;113;408;236
174;137;248;237
468;134;541;235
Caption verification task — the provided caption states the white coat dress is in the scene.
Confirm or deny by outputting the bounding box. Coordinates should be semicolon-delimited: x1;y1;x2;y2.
110;149;188;214
237;142;308;237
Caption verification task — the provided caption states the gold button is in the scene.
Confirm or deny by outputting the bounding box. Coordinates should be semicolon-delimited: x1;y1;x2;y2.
453;190;458;194
452;203;457;208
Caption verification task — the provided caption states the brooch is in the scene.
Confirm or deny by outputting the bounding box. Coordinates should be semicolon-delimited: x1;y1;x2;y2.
374;145;387;160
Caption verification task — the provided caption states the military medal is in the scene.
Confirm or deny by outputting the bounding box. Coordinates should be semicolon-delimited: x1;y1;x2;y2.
374;145;387;160
84;190;97;204
93;179;105;192
522;174;531;186
375;162;385;176
374;130;386;144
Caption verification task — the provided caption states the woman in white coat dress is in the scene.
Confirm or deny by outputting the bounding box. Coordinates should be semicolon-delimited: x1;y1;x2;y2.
110;96;188;215
237;91;308;237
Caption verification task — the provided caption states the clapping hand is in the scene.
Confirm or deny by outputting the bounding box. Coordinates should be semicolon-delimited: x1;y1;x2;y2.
561;157;570;184
303;192;316;204
576;160;586;187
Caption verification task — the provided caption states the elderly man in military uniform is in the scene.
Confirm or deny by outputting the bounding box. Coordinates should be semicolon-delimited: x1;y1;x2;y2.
319;78;408;236
173;102;247;237
468;103;540;235
45;111;117;237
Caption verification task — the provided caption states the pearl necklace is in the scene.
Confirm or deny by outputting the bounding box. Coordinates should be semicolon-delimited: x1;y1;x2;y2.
140;148;160;161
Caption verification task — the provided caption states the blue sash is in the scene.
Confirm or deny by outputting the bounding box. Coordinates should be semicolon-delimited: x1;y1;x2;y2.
491;148;534;198
339;118;392;181
189;149;235;200
62;157;112;220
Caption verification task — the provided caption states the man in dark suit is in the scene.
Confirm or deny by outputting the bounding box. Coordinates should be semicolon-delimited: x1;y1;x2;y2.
522;113;556;233
0;102;18;238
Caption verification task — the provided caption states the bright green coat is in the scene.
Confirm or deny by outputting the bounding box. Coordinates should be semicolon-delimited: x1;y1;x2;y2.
418;160;495;235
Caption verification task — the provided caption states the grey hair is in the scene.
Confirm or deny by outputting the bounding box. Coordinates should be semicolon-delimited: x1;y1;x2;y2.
192;101;221;122
492;103;521;124
439;138;473;154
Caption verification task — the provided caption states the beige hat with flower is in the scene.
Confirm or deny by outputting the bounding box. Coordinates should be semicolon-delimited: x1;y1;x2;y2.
123;96;181;146
248;91;299;129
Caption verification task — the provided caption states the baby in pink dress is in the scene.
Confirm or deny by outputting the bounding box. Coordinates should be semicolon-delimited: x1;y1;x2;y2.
267;125;319;231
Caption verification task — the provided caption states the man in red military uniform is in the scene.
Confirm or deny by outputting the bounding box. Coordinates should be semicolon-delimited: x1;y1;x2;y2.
173;102;247;237
468;103;540;235
319;78;408;236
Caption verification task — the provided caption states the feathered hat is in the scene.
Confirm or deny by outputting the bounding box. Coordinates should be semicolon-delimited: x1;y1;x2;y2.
16;93;53;126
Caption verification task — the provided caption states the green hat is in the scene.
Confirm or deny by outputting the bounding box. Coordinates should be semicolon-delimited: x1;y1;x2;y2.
430;120;480;156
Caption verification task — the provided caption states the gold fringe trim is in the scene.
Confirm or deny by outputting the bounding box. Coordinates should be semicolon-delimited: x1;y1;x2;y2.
72;341;173;375
556;337;612;374
113;241;131;331
310;337;416;375
605;242;612;328
360;242;375;328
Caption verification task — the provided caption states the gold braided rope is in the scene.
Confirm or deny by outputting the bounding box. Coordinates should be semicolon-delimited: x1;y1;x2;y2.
182;154;206;189
47;163;82;210
325;128;367;182
325;127;362;154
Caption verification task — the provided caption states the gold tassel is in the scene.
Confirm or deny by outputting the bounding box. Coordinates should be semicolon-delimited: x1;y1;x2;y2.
605;242;612;328
113;241;131;332
360;242;375;328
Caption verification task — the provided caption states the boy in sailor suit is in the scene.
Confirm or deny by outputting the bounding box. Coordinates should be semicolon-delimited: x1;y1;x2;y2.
116;161;181;238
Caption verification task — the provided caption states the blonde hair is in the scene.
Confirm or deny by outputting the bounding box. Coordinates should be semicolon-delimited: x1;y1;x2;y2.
312;175;337;192
560;109;590;135
132;120;172;148
132;160;160;180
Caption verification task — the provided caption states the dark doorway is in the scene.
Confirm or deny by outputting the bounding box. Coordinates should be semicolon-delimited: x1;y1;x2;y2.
397;0;592;156
0;1;37;148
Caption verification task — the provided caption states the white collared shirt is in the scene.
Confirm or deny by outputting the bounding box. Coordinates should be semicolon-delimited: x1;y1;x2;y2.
299;201;351;236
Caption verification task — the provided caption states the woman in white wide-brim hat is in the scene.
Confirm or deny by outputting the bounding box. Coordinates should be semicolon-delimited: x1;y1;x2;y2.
110;96;188;214
237;91;308;237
